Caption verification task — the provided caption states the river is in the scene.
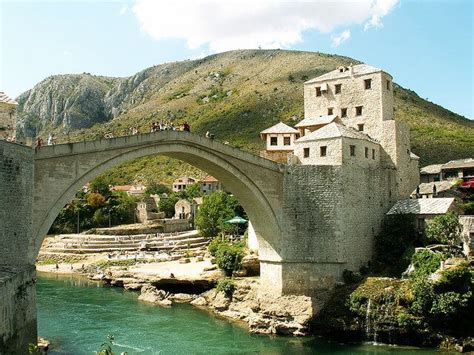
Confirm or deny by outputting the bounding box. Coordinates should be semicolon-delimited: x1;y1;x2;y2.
37;273;450;354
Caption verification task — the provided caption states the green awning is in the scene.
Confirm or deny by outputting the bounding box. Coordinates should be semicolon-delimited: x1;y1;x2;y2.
224;216;248;224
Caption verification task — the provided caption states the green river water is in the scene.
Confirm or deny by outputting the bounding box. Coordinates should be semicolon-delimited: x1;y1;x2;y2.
37;273;449;354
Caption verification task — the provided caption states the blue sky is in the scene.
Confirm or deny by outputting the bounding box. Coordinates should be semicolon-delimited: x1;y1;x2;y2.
0;0;472;118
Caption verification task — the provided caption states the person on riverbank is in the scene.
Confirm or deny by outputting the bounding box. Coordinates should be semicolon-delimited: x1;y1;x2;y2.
183;122;190;132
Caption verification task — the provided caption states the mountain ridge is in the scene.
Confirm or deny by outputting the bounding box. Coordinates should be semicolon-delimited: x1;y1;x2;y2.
15;49;473;173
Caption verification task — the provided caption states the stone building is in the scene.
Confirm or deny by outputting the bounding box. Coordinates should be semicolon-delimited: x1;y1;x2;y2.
387;198;457;232
261;63;419;200
0;92;18;141
200;175;222;194
174;197;202;221
420;158;474;183
410;180;459;199
260;122;299;163
172;176;197;192
136;196;164;223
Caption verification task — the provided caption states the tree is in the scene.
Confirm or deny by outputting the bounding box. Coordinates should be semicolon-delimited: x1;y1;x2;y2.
145;182;171;196
185;183;202;199
195;191;237;239
158;194;179;218
426;212;462;247
87;192;106;208
89;176;111;198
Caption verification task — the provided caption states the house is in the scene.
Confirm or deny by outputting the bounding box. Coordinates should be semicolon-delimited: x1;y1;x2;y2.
386;198;456;231
441;158;474;180
110;184;146;196
260;122;299;163
172;176;197;192
294;122;380;166
200;175;222;194
174;197;203;221
420;164;443;183
0;92;17;141
410;180;459;199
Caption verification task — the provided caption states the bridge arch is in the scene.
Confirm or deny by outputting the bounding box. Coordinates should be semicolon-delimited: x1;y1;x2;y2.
32;131;285;269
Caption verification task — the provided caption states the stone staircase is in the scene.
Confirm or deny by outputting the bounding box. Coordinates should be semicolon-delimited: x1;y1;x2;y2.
41;230;208;256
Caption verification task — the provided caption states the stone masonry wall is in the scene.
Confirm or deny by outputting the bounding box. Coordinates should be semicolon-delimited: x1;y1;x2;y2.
0;265;37;355
0;141;34;264
0;141;37;354
270;163;397;295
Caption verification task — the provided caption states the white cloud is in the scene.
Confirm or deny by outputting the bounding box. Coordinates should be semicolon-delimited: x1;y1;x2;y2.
132;0;399;52
119;4;128;16
331;30;351;47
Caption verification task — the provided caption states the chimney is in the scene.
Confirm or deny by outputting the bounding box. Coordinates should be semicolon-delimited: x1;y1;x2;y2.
348;63;354;76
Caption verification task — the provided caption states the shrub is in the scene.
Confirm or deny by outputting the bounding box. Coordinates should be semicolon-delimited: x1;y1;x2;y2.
409;249;443;279
216;278;235;297
425;212;462;246
215;243;244;276
208;237;228;257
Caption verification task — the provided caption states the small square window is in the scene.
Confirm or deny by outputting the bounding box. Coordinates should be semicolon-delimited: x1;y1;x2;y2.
335;84;342;94
365;147;369;158
304;147;310;158
357;123;364;131
386;80;391;90
356;106;363;116
328;108;333;115
341;108;347;118
270;137;278;146
372;149;376;160
364;79;372;90
350;145;356;156
320;146;327;157
283;137;291;146
316;87;321;97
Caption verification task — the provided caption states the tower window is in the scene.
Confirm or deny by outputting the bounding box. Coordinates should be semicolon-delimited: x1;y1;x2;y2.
365;147;369;158
357;123;364;131
350;145;356;156
364;79;372;89
270;137;277;146
356;106;363;116
372;149;376;159
335;84;342;94
320;146;327;157
386;80;391;90
316;87;321;97
283;137;291;146
328;107;333;115
304;147;310;158
341;108;347;118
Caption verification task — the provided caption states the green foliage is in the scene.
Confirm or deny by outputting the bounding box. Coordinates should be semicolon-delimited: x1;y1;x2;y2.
373;214;417;275
215;243;245;276
28;343;42;355
185;183;202;199
425;212;462;246
158;194;179;218
459;201;474;215
87;192;106;208
410;262;473;322
208;237;226;257
409;249;443;279
216;277;236;297
145;182;171;195
89;176;111;198
195;191;239;239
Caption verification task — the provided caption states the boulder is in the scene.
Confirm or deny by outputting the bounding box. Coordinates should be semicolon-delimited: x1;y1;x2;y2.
241;255;260;276
211;291;231;311
170;293;195;303
190;296;208;306
138;285;167;304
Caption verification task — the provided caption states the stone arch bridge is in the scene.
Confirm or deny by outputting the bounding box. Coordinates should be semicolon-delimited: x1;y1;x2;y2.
1;131;394;351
